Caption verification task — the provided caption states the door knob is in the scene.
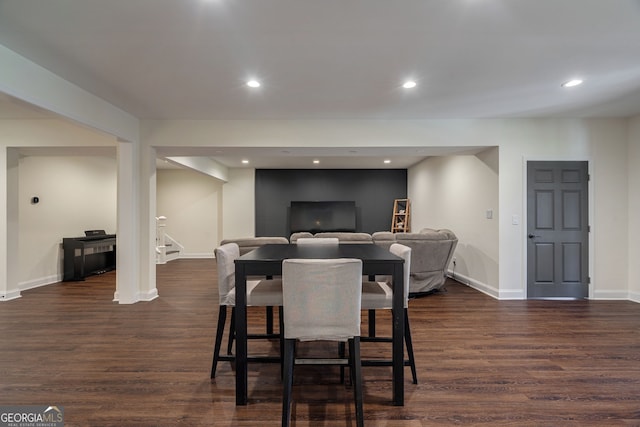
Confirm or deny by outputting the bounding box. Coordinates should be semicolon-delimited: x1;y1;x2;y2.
528;233;539;239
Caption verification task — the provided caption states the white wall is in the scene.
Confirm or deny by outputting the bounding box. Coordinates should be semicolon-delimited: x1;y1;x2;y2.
1;119;118;296
221;168;255;240
156;169;222;257
408;148;499;294
588;120;629;299
141;118;630;300
629;115;640;302
496;119;629;299
0;119;117;148
17;158;223;290
18;155;117;288
2;117;634;300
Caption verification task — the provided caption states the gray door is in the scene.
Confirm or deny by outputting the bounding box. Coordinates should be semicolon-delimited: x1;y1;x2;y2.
527;161;589;298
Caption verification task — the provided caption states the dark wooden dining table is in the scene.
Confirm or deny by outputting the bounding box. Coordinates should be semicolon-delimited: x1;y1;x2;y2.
234;243;405;406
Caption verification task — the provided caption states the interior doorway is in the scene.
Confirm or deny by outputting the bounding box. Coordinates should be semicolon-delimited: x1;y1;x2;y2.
526;161;589;299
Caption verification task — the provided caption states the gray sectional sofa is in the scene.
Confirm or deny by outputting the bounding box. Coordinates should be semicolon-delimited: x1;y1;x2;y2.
390;229;458;295
219;236;289;255
222;228;457;295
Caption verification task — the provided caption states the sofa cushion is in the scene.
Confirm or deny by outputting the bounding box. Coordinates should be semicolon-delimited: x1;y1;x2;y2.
399;229;451;241
372;231;396;250
289;232;314;243
313;232;373;243
371;231;395;241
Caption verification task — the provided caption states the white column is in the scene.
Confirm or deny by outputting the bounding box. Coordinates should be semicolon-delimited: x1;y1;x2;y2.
115;140;140;303
0;147;20;301
139;144;158;300
114;139;157;303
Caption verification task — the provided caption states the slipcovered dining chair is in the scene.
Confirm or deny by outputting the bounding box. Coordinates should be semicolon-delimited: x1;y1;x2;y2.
210;242;283;378
295;237;339;245
281;258;364;427
361;243;418;384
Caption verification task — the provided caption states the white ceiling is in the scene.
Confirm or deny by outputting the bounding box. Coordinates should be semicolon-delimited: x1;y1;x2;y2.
2;0;640;168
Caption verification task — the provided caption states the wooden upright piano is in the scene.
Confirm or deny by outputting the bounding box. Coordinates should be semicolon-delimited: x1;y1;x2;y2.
63;230;116;281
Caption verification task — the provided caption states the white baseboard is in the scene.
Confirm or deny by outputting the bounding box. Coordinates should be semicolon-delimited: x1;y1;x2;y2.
591;290;633;300
113;288;158;303
0;289;22;301
138;288;159;301
448;271;524;300
448;270;501;299
180;253;214;259
20;274;62;291
448;270;638;302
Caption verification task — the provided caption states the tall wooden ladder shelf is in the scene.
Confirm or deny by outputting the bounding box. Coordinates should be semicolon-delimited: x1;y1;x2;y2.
391;198;410;233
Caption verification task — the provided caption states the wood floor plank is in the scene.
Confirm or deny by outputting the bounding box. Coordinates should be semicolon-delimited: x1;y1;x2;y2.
1;259;639;426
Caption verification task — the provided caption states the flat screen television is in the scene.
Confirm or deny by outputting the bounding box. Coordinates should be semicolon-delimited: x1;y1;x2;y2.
290;201;356;233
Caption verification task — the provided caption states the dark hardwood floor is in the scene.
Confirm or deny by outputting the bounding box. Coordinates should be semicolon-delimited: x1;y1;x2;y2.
1;259;639;426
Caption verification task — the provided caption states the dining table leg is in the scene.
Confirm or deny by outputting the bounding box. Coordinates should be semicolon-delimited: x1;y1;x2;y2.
235;263;248;405
392;262;405;406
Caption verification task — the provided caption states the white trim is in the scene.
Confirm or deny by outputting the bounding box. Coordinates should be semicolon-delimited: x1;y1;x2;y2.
180;253;215;259
0;289;21;301
0;44;138;142
450;271;637;302
449;271;502;299
498;288;527;300
591;290;631;300
138;288;159;302
19;274;61;291
112;288;158;303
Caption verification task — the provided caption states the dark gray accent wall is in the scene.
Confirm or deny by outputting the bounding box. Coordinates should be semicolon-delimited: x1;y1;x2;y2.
255;169;407;237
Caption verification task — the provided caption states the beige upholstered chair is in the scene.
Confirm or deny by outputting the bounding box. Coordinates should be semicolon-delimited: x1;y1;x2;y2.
220;236;289;335
361;243;417;384
210;243;283;378
281;258;364;427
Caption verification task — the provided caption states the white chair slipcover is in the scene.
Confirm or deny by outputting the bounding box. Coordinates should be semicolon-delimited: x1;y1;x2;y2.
281;258;364;427
361;243;418;384
210;243;283;378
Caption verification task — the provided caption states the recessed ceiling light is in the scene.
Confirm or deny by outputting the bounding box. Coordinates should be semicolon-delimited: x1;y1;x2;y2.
384;159;391;164
562;79;583;88
241;159;249;164
247;80;261;88
313;160;320;164
402;81;417;89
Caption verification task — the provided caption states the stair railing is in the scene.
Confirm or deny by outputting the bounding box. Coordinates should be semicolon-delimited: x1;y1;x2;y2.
156;216;168;264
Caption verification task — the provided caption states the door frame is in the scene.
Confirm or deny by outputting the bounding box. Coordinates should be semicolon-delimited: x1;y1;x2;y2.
522;156;594;299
